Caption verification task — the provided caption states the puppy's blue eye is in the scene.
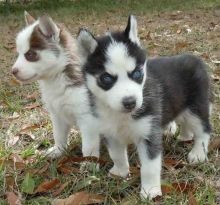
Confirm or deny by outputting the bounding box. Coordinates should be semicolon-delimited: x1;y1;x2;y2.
132;70;142;80
129;69;144;83
100;73;113;84
98;73;117;90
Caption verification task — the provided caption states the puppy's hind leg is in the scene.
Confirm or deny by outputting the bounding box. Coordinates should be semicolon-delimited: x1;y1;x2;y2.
177;119;194;141
183;110;211;163
46;113;70;158
163;121;177;137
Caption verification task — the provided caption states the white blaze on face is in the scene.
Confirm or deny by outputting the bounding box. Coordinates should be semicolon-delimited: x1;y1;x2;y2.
105;41;136;74
87;41;146;112
12;22;39;81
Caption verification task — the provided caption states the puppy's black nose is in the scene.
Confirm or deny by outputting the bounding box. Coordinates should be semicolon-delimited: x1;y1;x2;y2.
122;96;136;110
12;68;19;76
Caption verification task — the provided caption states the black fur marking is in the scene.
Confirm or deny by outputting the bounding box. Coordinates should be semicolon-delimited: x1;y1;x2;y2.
144;138;162;160
124;15;131;39
132;76;162;119
84;31;146;80
144;116;163;159
87;89;99;118
97;73;118;91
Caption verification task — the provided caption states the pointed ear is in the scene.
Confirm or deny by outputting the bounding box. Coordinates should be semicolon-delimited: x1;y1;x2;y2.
124;15;140;45
38;15;60;41
24;11;36;26
77;28;98;58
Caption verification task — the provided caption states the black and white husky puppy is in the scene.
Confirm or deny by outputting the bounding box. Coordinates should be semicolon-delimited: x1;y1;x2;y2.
77;16;212;198
12;12;100;159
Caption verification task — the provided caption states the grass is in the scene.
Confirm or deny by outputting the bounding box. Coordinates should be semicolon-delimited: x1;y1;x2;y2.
0;0;220;204
0;0;220;20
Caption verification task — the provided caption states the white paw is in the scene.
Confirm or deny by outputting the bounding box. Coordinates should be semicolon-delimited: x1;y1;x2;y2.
140;186;162;200
45;146;64;159
188;147;207;163
178;134;193;142
164;122;177;137
109;165;129;178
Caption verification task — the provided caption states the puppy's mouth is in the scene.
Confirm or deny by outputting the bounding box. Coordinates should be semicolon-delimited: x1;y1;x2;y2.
15;74;38;83
122;107;138;114
122;108;134;113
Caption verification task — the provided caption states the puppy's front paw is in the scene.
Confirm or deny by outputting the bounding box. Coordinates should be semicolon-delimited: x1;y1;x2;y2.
45;146;64;159
109;165;129;178
140;186;162;200
188;147;207;163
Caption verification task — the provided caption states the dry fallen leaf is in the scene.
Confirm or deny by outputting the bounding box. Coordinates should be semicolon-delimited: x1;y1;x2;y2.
7;112;20;120
52;181;70;197
58;156;108;167
53;191;105;205
211;74;220;82
175;42;189;52
188;192;198;205
20;124;40;132
161;184;174;194
6;192;21;205
9;78;21;86
24;102;40;110
176;29;182;34
32;162;50;175
209;137;220;151
20;121;47;133
25;91;39;100
5;176;15;189
34;178;60;193
164;158;186;169
58;165;80;174
161;182;194;195
211;60;220;64
172;182;195;193
0;159;25;170
21;132;36;140
7;135;19;146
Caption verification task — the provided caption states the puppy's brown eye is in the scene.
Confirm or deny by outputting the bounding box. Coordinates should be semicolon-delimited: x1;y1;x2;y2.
25;50;39;62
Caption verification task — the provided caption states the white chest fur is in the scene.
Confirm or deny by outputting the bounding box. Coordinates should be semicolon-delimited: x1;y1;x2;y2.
98;104;153;145
39;73;90;125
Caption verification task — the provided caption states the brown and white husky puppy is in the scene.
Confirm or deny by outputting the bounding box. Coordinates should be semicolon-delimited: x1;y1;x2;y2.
12;12;100;159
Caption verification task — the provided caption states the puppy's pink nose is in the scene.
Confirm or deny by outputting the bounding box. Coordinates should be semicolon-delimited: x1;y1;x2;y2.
12;68;19;76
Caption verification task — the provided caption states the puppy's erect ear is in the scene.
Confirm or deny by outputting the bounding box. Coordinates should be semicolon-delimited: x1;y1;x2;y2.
77;28;98;58
38;15;60;41
24;11;36;26
124;15;140;46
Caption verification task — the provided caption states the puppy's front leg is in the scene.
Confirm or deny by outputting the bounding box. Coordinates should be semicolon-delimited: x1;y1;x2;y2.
107;138;129;178
46;113;70;158
80;126;100;158
137;137;162;200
